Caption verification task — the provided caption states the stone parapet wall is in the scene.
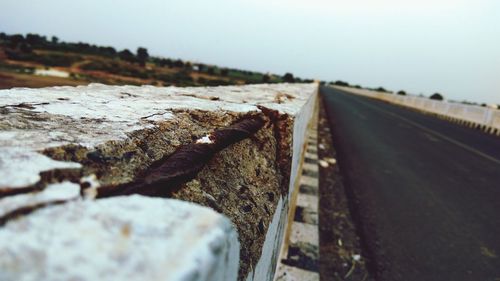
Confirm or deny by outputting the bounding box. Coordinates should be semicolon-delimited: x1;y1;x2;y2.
0;83;318;281
335;86;500;136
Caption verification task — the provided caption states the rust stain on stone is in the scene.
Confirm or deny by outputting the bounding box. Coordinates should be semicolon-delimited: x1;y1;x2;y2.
97;114;265;198
257;105;292;196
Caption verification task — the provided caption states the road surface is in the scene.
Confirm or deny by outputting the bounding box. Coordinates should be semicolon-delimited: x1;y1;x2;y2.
321;86;500;281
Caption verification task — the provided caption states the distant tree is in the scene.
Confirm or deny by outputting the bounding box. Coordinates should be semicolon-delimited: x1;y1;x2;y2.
174;59;185;68
51;36;59;44
397;90;407;96
118;49;136;63
354;85;362;89
262;74;271;83
283;72;295;83
184;61;192;70
9;34;24;49
101;46;116;56
161;58;173;68
497;105;500;110
207;66;215;75
334;80;349;87
319;81;326;86
136;47;149;67
26;33;47;46
220;68;229;76
430;93;444;101
19;43;33;53
376;87;389;93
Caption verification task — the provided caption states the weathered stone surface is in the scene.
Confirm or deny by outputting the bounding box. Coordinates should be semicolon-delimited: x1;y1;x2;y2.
0;181;79;221
0;149;81;192
0;83;314;190
0;83;318;280
0;195;239;281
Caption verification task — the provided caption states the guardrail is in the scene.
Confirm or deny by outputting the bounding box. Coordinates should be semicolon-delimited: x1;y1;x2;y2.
334;86;500;136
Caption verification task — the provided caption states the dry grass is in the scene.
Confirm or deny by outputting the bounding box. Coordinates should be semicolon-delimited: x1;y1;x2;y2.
0;71;87;89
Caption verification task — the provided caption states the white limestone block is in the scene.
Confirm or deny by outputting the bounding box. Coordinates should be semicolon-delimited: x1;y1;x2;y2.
0;195;240;281
0;83;319;281
0;148;81;189
0;83;317;150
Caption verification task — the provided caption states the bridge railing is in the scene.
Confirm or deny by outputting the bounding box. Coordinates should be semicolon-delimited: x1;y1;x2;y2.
334;86;500;136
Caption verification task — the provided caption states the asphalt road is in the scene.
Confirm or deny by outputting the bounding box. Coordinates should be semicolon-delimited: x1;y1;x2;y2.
321;86;500;281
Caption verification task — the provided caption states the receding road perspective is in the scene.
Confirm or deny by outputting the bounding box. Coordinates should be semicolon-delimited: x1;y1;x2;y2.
322;86;500;281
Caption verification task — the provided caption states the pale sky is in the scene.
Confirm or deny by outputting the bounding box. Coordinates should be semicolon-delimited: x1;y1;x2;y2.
1;0;499;104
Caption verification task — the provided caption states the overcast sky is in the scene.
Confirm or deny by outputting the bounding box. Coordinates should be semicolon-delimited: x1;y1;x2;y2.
1;0;499;104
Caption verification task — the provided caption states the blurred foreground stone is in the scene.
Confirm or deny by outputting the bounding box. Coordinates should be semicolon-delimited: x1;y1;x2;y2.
0;83;318;281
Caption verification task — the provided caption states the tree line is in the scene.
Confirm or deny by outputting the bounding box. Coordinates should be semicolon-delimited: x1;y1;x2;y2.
0;32;309;84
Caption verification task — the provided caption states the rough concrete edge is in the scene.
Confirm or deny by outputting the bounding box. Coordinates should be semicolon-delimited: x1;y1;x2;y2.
0;195;240;281
270;84;320;281
274;94;321;281
242;84;319;281
333;86;500;138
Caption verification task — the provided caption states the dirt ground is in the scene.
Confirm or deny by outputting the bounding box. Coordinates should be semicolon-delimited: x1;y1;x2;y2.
318;96;374;281
0;71;88;89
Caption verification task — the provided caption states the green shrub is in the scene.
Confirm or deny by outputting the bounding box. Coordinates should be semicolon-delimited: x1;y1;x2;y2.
136;47;149;67
118;49;136;63
220;68;229;76
430;93;444;100
81;60;150;79
334;80;349;87
283;73;295;83
5;50;81;67
375;87;389;93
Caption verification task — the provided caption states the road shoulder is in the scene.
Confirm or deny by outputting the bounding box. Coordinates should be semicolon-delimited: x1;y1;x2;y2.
318;95;373;281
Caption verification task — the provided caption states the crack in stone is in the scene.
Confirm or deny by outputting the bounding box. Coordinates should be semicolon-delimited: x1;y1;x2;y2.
0;167;82;199
140;112;172;120
0;199;73;227
0;102;50;110
180;93;220;101
96;114;266;198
